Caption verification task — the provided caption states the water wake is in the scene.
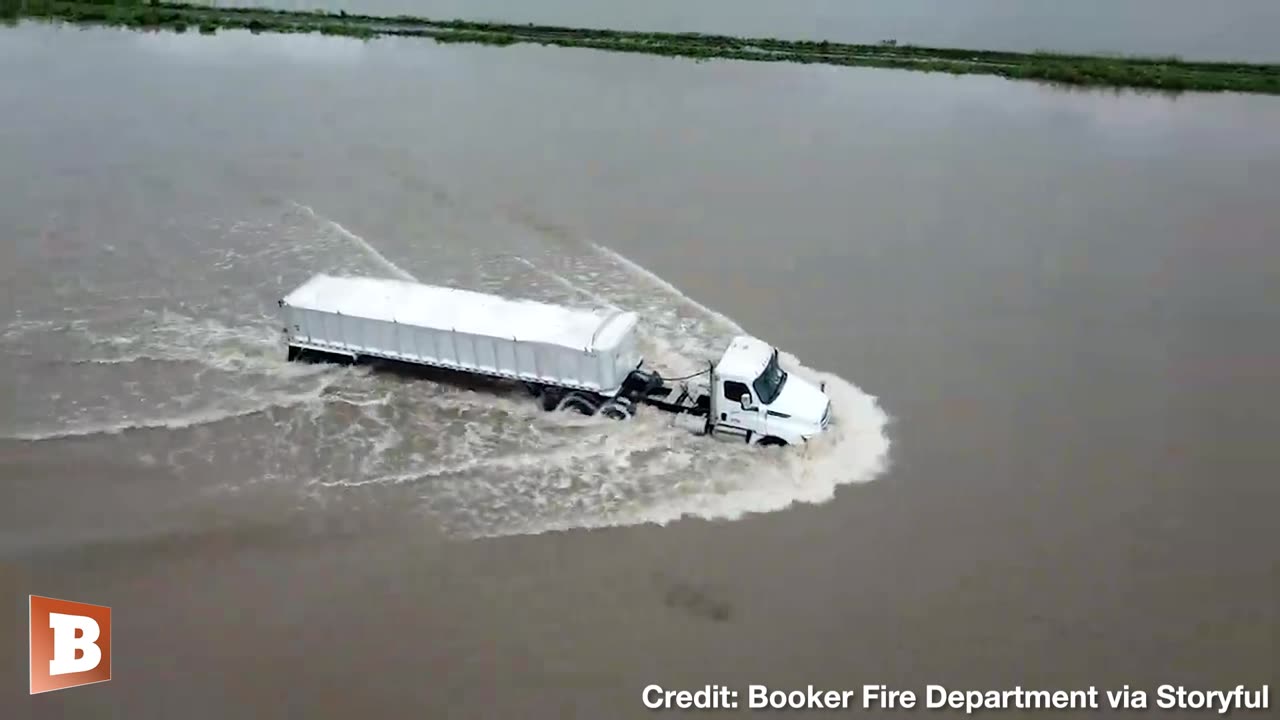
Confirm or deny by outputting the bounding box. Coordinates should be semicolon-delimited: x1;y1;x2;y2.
4;201;891;538
316;240;893;538
289;202;418;282
592;243;744;335
3;381;332;442
62;312;331;378
509;255;619;310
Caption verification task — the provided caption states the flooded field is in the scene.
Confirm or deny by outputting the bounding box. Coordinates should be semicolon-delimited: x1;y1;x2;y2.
3;21;1277;720
199;0;1280;61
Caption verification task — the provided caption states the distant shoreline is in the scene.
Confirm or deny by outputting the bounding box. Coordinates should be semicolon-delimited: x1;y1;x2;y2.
7;0;1280;94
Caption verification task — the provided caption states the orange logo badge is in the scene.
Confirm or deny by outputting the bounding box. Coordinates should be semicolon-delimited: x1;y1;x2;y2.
29;595;112;694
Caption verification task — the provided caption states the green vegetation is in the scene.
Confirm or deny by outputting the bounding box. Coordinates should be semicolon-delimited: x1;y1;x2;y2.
3;0;1279;94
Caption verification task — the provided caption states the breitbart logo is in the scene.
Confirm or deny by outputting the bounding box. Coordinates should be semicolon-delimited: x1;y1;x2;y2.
29;595;112;694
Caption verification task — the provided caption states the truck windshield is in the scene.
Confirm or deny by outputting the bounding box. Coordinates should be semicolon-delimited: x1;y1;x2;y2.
752;350;788;405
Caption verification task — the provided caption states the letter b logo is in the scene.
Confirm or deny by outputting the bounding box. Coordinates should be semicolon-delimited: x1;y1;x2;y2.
30;595;112;694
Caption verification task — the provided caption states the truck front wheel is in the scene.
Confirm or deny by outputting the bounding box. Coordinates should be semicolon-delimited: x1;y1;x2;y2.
757;436;788;448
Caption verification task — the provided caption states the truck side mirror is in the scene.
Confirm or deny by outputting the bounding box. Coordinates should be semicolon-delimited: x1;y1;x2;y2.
739;393;754;410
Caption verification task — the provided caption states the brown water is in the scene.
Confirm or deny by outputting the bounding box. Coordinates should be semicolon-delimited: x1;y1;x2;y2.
3;25;1278;719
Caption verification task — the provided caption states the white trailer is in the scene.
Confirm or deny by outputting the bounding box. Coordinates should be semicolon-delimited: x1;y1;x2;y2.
279;274;832;446
280;273;643;394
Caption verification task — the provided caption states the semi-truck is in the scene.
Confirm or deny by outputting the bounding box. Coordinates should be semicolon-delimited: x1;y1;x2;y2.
278;274;832;446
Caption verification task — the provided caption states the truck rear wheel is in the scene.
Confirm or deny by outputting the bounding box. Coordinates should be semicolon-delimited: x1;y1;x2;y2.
556;392;600;416
599;398;633;421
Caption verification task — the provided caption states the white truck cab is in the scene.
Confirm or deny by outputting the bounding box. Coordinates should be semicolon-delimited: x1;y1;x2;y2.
708;336;832;446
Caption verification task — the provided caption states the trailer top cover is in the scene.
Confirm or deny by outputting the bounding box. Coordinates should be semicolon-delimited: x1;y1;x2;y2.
281;274;637;352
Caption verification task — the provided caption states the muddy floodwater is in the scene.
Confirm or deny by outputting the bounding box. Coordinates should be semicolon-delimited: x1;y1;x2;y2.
2;22;1278;720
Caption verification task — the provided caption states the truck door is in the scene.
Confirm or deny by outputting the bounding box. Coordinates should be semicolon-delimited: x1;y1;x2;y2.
714;379;764;442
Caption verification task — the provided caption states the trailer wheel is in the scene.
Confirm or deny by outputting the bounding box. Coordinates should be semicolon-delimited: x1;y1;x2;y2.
540;390;561;412
757;436;788;448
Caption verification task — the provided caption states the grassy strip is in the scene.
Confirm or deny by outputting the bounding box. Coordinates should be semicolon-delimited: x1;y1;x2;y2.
5;0;1280;94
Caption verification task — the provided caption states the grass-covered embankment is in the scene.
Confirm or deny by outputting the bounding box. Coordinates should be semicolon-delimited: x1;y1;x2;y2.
5;0;1280;94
